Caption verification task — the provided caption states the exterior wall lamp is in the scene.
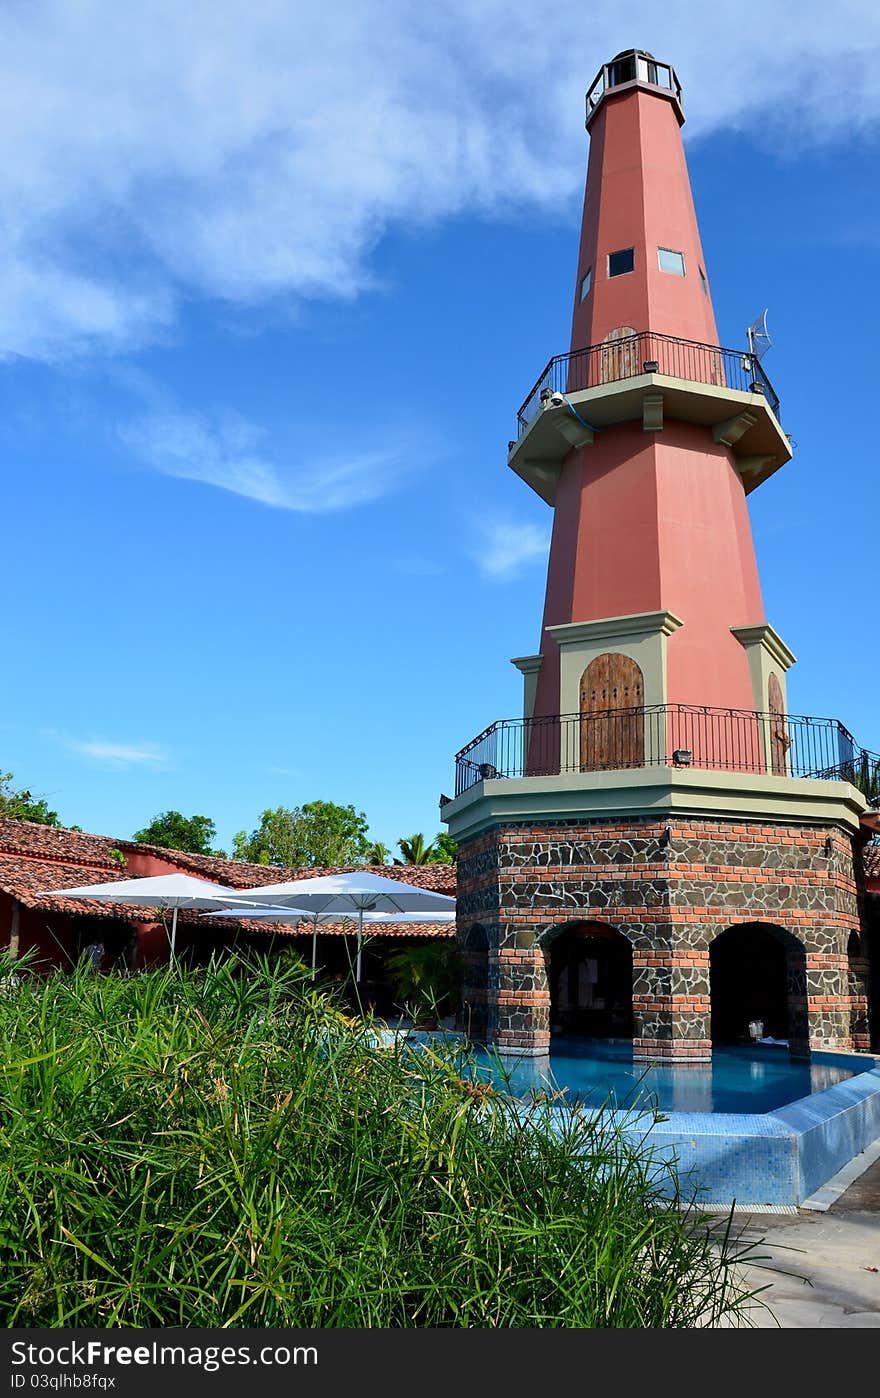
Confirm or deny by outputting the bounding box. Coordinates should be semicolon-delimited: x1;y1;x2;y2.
672;749;692;766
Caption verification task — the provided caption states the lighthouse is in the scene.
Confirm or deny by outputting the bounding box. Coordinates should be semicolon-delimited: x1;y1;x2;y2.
444;50;872;1064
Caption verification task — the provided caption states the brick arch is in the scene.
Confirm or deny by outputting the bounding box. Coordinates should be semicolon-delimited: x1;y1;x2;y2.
709;921;807;1052
456;922;489;1042
707;920;807;954
537;917;633;949
847;928;871;1050
541;920;634;1040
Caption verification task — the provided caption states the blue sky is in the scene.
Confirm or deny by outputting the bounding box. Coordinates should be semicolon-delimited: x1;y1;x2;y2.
2;1;878;853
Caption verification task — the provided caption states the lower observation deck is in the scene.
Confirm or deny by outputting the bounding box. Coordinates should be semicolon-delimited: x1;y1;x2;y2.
454;705;876;797
443;706;877;844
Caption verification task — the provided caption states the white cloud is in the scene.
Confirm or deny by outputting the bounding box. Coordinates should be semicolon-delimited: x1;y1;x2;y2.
119;408;409;512
0;2;877;360
475;516;550;581
65;739;169;770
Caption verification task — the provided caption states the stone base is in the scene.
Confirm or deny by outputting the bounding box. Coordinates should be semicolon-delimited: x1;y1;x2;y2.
495;1030;550;1056
455;811;867;1062
632;1037;712;1063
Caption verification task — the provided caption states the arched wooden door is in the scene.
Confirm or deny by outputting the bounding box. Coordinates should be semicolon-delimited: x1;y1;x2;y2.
768;672;788;775
580;653;644;771
599;326;639;383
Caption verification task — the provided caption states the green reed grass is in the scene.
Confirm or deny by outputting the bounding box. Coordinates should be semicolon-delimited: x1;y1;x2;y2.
0;955;765;1327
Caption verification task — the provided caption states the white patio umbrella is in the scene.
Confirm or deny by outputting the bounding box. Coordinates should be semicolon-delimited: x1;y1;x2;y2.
202;904;456;980
214;871;455;981
202;904;334;980
39;873;243;966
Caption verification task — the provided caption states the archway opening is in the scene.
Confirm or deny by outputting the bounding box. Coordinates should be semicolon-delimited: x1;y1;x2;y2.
457;923;489;1041
847;929;871;1050
548;922;633;1039
710;923;805;1047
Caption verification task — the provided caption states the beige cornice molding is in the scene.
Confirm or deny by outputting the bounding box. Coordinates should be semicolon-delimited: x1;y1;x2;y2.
510;654;543;675
547;611;684;649
731;623;797;672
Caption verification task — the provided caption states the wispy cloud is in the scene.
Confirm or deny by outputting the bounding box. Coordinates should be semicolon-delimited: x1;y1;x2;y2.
474;516;550;581
119;409;409;512
65;738;170;770
0;2;877;361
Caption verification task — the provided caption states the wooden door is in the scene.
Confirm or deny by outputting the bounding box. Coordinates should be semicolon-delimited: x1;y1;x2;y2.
600;326;639;383
580;653;644;770
768;672;788;775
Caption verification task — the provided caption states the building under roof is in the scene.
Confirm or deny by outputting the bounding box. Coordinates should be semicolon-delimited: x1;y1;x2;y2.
0;818;455;1003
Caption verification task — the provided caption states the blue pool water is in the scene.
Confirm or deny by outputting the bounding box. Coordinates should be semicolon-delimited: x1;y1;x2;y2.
470;1039;856;1114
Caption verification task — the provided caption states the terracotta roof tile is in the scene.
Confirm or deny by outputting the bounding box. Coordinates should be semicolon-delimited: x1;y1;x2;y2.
0;818;456;928
146;843;456;893
0;853;152;920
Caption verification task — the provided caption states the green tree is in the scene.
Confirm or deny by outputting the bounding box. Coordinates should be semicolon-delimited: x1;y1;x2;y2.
431;832;457;864
364;841;391;865
387;942;462;1026
395;831;457;865
851;753;880;803
133;810;225;857
233;800;370;868
0;771;60;826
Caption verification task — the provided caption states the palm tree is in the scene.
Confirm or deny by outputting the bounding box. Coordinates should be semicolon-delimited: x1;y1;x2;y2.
395;833;436;865
364;841;391;865
395;832;458;865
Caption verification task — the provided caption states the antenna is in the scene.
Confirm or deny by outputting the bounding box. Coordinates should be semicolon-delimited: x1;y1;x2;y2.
746;309;772;362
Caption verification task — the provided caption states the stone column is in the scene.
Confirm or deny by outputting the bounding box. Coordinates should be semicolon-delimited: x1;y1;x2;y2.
492;928;550;1056
806;949;851;1050
632;936;711;1062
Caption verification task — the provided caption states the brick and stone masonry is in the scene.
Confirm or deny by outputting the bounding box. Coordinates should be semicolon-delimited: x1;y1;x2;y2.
455;815;868;1060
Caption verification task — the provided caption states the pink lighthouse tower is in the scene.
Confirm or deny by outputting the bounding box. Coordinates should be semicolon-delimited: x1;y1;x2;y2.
515;49;794;758
445;50;873;1066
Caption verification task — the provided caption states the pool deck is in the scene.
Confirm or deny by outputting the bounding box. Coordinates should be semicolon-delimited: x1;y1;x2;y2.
725;1153;880;1327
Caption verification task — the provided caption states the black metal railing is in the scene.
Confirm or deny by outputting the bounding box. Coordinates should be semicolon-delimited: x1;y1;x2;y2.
454;704;876;797
516;332;781;437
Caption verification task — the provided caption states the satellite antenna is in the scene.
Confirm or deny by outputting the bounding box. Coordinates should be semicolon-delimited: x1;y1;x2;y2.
746;309;772;362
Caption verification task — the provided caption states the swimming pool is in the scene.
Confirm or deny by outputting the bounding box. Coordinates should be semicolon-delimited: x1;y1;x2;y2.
470;1039;856;1114
452;1035;880;1205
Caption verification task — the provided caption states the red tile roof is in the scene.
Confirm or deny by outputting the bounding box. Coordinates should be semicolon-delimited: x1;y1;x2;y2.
0;818;456;939
864;842;880;885
0;853;140;919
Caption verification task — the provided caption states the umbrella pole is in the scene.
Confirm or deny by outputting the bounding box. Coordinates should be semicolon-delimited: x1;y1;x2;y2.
311;921;318;981
355;907;363;983
170;906;178;968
